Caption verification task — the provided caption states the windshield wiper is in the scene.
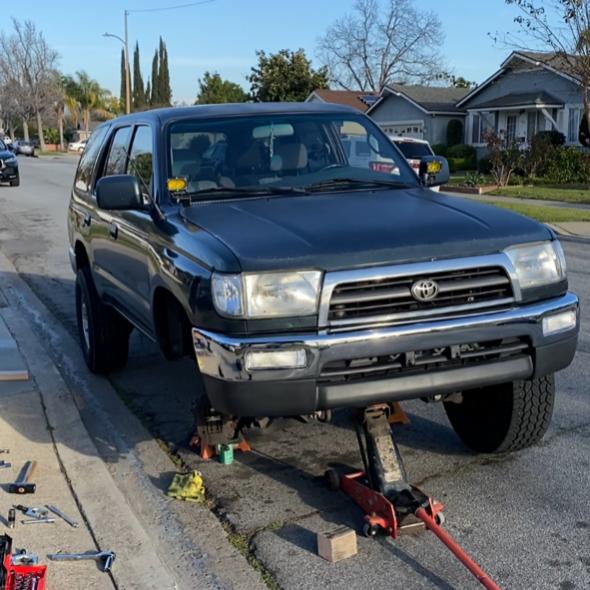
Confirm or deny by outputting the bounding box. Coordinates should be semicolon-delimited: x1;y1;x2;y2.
305;178;415;192
182;185;308;200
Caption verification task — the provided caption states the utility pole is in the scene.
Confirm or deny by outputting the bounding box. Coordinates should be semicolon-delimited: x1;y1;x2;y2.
105;1;215;114
124;10;131;114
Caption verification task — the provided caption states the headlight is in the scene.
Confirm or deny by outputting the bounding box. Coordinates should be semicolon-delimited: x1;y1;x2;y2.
505;241;566;290
212;271;322;318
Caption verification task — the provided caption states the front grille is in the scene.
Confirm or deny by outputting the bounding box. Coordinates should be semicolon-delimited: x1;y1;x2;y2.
328;266;513;326
319;337;529;384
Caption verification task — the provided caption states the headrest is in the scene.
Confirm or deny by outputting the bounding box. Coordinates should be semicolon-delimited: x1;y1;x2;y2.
270;143;308;172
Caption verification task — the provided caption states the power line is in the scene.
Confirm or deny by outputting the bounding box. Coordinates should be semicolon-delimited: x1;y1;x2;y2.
127;0;215;14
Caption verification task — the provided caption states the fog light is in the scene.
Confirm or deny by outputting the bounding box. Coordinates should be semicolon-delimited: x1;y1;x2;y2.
542;310;577;336
244;349;307;371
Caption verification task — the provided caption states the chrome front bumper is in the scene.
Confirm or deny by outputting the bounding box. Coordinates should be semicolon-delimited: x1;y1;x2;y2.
193;292;579;382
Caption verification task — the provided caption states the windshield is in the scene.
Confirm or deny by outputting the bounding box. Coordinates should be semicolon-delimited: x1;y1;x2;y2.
168;113;417;197
394;141;433;159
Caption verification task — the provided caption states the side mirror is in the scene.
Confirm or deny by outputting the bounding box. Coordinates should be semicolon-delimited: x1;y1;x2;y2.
96;175;143;211
419;156;450;187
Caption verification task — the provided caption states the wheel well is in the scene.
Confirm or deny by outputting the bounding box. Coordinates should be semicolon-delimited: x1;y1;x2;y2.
74;241;89;270
153;288;192;360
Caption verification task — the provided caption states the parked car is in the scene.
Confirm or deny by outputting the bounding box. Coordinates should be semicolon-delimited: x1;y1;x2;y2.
0;138;19;186
68;103;578;455
13;140;35;157
388;136;441;189
68;139;88;153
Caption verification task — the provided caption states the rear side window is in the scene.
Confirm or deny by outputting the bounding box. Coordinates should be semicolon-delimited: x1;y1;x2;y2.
104;127;131;176
74;126;110;193
395;142;433;159
127;126;153;194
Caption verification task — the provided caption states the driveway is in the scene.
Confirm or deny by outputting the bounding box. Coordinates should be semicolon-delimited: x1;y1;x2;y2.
0;155;589;589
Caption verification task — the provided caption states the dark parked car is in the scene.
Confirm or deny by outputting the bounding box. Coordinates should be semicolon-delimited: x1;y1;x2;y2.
13;140;35;157
67;103;578;454
0;138;19;186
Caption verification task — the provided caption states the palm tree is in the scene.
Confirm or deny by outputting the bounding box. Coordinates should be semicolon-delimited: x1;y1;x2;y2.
63;75;80;130
74;71;108;134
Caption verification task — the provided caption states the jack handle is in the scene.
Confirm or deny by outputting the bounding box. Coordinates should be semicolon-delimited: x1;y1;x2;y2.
415;507;502;590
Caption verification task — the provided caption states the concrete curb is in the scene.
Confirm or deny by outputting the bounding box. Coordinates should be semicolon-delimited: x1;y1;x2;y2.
0;250;266;590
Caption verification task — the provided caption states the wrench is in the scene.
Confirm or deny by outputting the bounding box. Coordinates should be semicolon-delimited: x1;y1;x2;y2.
47;550;115;572
45;505;79;528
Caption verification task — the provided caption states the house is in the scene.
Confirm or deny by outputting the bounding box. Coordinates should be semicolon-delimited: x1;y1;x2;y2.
459;51;587;154
364;84;469;144
305;89;380;113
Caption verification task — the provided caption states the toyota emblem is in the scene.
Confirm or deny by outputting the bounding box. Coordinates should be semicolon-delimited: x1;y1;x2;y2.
411;279;439;302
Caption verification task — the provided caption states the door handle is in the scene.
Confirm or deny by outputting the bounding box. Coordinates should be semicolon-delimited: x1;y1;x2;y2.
109;223;118;239
82;214;91;227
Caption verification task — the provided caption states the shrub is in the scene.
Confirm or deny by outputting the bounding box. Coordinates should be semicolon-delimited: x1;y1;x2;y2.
544;147;590;184
448;157;476;172
534;130;565;147
43;127;60;144
431;143;447;156
464;172;485;187
446;119;463;147
446;144;476;170
477;157;492;174
483;130;523;187
523;133;555;178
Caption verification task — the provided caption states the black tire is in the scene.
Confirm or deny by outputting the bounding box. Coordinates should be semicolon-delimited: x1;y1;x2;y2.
444;375;555;453
75;266;132;373
10;177;19;187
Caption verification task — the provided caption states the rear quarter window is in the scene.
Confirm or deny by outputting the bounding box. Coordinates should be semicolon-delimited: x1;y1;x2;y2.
74;126;110;194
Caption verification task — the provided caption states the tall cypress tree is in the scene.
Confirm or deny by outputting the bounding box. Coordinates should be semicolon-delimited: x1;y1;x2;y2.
158;37;171;106
119;49;127;111
132;42;145;110
150;50;159;106
145;80;151;107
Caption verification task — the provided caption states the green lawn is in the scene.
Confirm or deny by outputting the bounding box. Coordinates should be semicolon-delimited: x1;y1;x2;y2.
486;200;590;222
489;184;590;204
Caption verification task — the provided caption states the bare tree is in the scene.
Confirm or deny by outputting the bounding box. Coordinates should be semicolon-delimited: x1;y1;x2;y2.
317;0;445;92
499;1;590;146
0;19;59;151
0;77;35;141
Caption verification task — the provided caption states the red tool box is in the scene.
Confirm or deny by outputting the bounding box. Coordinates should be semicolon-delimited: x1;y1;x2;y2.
3;555;47;590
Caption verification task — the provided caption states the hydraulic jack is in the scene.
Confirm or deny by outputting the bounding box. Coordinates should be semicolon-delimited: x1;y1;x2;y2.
326;404;501;590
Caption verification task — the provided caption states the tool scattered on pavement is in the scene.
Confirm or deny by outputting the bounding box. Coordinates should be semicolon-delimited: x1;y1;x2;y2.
11;554;38;567
326;404;502;590
166;470;205;503
45;505;78;528
0;450;9;455
7;510;15;530
13;507;47;521
7;462;36;495
1;535;47;590
47;550;115;573
317;527;357;563
20;519;54;526
0;462;11;470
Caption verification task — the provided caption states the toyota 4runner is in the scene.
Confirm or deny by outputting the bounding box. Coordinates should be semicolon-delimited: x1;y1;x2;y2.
68;103;579;454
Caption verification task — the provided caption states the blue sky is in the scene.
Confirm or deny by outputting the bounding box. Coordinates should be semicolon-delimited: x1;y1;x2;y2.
2;1;525;104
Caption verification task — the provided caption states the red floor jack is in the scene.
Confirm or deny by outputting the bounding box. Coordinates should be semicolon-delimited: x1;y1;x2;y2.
326;404;501;590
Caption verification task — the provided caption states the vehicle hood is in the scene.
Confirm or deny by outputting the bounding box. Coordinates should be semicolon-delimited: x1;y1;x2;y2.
180;188;553;272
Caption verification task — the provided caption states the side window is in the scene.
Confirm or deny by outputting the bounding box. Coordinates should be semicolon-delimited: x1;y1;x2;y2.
104;127;132;177
127;126;154;193
74;126;110;193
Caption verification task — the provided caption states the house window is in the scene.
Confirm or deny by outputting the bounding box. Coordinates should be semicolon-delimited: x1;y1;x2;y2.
568;107;582;143
506;115;517;143
471;112;494;144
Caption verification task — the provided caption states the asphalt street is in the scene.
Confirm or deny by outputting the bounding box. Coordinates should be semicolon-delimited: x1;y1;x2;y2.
1;155;589;590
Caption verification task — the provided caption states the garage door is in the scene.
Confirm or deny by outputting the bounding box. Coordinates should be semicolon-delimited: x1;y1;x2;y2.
381;123;424;139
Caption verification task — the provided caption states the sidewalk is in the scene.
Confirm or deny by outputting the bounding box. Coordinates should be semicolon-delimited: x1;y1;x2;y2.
0;250;265;590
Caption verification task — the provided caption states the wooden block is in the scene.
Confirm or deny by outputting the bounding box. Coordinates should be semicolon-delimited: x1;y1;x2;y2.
317;527;358;562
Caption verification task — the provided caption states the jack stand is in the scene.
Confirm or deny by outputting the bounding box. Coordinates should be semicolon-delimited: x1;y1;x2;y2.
326;404;501;590
189;405;251;461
